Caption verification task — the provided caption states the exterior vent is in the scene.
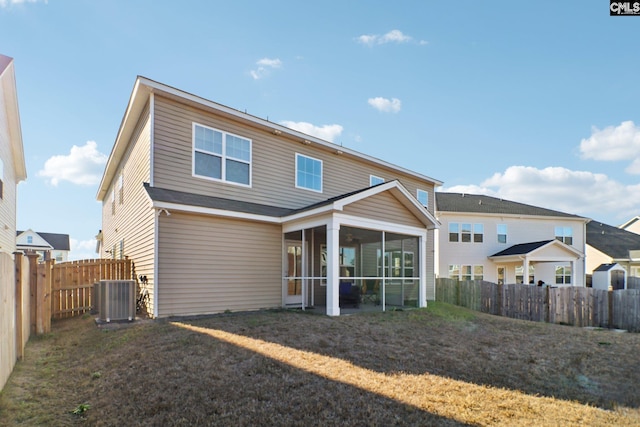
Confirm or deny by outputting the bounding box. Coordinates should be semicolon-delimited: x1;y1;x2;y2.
98;280;136;322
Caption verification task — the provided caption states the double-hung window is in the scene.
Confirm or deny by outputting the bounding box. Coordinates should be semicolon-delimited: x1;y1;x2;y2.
295;153;322;192
555;265;571;284
497;224;507;244
193;123;251;186
555;226;573;245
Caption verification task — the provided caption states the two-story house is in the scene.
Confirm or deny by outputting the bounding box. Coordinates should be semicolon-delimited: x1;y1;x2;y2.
0;54;27;391
435;193;588;286
16;230;70;262
97;77;441;318
586;220;640;278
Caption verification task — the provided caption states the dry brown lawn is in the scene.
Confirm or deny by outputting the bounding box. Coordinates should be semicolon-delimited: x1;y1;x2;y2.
1;302;639;426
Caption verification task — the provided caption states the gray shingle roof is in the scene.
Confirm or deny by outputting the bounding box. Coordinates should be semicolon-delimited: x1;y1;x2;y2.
143;183;379;218
435;192;583;218
587;220;640;259
490;240;554;257
17;231;70;251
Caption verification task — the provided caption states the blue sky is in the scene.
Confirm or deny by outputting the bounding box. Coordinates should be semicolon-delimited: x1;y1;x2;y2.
2;1;639;260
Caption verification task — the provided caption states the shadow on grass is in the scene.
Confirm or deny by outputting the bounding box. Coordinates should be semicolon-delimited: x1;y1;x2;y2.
167;319;635;426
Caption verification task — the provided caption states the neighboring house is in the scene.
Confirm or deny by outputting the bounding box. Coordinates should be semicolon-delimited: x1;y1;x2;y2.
97;77;441;318
0;55;26;254
586;221;640;278
435;193;588;286
0;53;26;392
16;230;70;262
619;216;640;235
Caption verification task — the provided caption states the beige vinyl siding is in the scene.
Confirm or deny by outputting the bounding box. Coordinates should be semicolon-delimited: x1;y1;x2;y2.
0;87;18;254
156;212;282;317
101;104;156;313
343;192;425;228
152;95;436;211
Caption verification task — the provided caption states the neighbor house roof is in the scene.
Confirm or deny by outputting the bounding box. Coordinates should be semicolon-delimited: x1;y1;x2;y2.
586;221;640;260
489;240;554;257
435;192;586;219
97;76;443;200
16;231;71;251
0;53;26;182
593;263;624;272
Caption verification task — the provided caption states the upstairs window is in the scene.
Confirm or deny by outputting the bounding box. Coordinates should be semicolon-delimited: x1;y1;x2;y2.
416;189;428;207
193;123;251;186
497;224;507;244
473;224;484;243
27;236;33;244
295;153;322;192
555;226;573;245
461;223;472;242
370;175;384;186
448;223;459;242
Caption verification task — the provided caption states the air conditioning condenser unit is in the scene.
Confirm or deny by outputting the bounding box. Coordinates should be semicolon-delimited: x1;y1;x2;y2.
98;280;136;322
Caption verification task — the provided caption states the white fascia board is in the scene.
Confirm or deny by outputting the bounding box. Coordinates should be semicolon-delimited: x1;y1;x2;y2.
152;201;281;224
97;78;149;200
281;204;337;223
1;61;26;181
334;212;428;238
437;211;588;223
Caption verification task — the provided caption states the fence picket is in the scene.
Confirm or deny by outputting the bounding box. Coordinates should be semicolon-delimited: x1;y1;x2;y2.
436;278;640;332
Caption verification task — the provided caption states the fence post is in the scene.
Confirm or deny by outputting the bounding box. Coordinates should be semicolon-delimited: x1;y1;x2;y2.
608;290;614;329
14;252;24;360
26;252;39;334
544;286;550;323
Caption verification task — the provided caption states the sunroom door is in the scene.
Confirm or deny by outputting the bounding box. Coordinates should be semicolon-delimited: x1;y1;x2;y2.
285;241;304;306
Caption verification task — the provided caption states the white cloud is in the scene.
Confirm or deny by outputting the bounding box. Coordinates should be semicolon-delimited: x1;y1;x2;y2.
279;121;343;142
38;141;107;186
441;165;640;222
579;120;640;174
368;97;402;113
250;57;282;80
0;0;46;7
69;238;97;261
356;29;425;46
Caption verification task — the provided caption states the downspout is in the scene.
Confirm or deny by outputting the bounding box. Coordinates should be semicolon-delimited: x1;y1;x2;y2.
150;93;159;318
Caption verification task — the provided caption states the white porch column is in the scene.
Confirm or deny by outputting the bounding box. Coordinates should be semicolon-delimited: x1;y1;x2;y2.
419;234;427;308
523;257;529;284
326;220;340;316
570;260;575;286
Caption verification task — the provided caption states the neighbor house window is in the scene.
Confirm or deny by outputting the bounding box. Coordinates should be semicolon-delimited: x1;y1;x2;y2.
473;224;484;243
27;236;33;244
193;123;251;186
370;175;384;186
497;224;507;244
461;223;472;242
295;153;322;192
555;266;571;284
555;226;573;245
417;189;428;207
448;223;459;242
461;265;472;281
474;265;484;280
448;264;460;279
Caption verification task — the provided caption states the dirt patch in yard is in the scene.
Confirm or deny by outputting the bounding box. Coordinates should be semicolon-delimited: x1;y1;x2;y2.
1;303;639;426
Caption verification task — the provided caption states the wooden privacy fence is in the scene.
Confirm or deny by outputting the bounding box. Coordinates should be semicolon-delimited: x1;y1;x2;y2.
49;258;133;319
436;278;640;331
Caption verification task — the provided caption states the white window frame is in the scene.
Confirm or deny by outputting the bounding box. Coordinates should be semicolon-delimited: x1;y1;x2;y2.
192;122;252;187
295;153;323;193
555;265;572;284
473;223;484;243
497;224;507;244
555;226;573;245
416;189;428;207
370;175;384;186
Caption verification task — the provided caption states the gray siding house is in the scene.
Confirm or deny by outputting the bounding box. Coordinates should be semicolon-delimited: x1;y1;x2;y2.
97;77;441;318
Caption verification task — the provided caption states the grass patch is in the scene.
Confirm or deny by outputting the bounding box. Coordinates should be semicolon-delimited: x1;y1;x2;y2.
1;306;639;426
